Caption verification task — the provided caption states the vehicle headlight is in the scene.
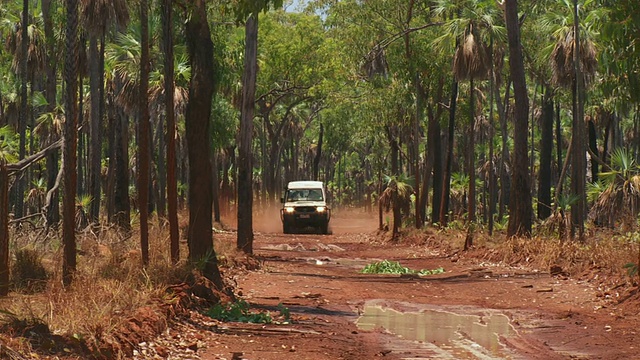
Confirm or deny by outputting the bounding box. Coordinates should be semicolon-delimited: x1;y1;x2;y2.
285;207;295;213
316;206;325;212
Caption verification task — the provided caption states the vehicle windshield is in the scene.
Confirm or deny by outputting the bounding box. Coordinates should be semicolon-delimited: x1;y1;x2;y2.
286;189;324;202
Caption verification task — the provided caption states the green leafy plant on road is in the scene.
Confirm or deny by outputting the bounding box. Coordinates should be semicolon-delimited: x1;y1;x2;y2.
361;260;444;276
205;300;291;324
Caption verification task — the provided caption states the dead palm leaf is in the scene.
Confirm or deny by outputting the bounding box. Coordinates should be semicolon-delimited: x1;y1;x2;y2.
453;29;490;81
550;28;598;88
79;0;129;35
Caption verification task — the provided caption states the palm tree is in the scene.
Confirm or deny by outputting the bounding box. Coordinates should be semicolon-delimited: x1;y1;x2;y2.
432;0;494;227
379;175;414;239
453;24;493;246
589;148;640;230
546;0;599;239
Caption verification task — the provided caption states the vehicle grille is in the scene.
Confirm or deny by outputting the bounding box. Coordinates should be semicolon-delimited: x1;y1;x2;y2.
295;206;317;213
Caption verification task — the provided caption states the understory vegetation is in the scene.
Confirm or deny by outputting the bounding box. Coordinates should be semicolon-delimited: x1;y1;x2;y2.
0;209;637;358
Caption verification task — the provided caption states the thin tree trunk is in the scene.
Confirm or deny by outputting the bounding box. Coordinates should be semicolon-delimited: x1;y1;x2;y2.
0;163;9;296
157;115;166;217
313;123;323;181
588;118;598;182
113;112;130;229
88;35;101;225
570;0;586;240
466;78;476;249
439;79;458;226
63;0;79;286
43;0;60;226
15;0;29;219
106;100;116;222
430;120;443;223
387;126;400;237
497;79;511;222
237;14;258;254
77;61;85;198
212;150;221;223
538;86;554;220
138;0;150;265
468;78;476;224
414;72;423;228
556;102;562;177
162;0;179;264
488;43;496;235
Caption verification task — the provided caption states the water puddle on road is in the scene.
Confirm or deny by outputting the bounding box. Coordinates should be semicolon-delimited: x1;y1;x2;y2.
357;303;515;359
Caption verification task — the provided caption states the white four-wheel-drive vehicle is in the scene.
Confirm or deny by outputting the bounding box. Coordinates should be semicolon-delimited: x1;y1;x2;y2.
280;181;331;234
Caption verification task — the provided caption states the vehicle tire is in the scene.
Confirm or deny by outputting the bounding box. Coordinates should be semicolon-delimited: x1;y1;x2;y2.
319;221;329;235
283;221;291;234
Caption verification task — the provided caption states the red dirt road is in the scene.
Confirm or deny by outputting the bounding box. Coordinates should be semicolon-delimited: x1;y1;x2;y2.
192;210;638;360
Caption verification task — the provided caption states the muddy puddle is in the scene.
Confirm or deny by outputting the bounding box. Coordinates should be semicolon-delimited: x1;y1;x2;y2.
357;301;516;359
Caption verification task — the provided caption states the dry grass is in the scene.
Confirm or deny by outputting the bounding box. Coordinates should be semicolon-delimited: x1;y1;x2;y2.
0;211;236;356
449;225;639;287
393;222;638;288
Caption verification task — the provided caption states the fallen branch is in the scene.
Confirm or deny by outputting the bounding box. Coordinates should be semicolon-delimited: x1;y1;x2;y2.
6;140;62;176
8;212;43;224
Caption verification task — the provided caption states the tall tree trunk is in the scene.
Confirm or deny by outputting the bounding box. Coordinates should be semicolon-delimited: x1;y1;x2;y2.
497;79;511;222
505;0;532;238
313;123;323;181
63;0;79;286
430;119;443;224
0;163;9;296
426;77;445;224
163;0;179;263
237;14;258;254
106;99;116;222
212;150;221;222
538;86;554;220
488;45;496;235
465;78;476;249
88;35;102;225
404;0;422;229
467;79;476;224
570;0;586;240
113;112;130;229
15;0;29;219
439;79;458;226
413;72;423;229
77;59;85;198
588;119;598;182
387;126;400;237
555;102;562;177
185;0;223;288
43;0;60;226
138;0;150;266
156;115;166;217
